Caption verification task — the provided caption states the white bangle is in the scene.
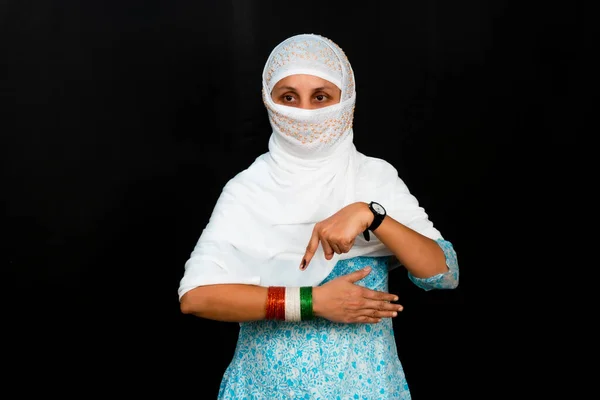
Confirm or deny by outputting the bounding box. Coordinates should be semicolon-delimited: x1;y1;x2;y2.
284;287;302;322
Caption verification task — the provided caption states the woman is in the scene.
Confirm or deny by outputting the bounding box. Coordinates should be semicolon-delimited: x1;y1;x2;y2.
179;33;459;399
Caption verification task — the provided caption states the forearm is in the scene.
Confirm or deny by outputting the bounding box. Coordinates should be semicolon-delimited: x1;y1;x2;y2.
180;284;268;322
373;214;448;279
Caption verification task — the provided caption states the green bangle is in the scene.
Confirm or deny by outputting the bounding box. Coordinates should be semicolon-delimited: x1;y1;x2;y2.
299;286;314;321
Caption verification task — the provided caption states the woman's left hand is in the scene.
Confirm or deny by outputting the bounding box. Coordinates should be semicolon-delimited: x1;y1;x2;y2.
300;202;373;270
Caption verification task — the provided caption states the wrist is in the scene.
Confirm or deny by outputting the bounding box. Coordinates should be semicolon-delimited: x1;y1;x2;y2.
311;286;322;317
264;286;315;321
361;201;386;241
359;201;374;229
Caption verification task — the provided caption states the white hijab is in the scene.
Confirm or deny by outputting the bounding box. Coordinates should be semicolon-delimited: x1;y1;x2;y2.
178;33;441;299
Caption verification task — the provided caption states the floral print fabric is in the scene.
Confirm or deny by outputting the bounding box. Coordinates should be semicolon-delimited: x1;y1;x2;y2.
218;239;458;399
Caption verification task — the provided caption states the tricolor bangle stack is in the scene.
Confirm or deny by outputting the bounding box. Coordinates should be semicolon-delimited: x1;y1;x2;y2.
265;286;314;321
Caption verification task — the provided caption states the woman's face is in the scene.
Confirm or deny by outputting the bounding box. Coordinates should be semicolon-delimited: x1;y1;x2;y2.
271;74;341;109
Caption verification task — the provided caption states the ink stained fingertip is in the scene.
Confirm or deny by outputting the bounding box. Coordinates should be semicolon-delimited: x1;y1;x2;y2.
299;259;306;270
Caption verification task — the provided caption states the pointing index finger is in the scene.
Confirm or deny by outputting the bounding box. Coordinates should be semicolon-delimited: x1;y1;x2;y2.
300;225;320;270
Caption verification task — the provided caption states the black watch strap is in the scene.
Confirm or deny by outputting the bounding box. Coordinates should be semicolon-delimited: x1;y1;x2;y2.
362;202;386;242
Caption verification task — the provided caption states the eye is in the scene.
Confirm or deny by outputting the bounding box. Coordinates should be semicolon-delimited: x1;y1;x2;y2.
284;95;295;102
315;94;326;102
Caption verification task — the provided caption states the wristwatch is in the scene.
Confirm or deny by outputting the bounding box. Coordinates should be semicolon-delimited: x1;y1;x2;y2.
363;201;386;241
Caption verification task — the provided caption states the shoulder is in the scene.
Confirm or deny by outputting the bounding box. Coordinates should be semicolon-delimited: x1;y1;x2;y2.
355;152;401;181
216;153;269;194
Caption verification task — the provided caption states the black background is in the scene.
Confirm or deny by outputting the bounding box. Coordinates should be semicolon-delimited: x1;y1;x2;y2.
2;1;587;398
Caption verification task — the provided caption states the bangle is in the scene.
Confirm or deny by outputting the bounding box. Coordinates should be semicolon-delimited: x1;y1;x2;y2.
265;286;314;321
265;286;285;320
284;287;301;322
299;286;314;321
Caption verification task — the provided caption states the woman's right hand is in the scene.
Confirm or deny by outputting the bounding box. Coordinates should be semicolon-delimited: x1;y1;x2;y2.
312;266;403;324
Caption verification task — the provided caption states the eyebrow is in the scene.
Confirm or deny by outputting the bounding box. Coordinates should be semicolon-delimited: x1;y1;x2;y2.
273;85;335;92
274;86;297;92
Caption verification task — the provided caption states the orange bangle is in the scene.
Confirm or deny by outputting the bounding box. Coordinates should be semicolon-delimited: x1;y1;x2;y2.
265;286;286;320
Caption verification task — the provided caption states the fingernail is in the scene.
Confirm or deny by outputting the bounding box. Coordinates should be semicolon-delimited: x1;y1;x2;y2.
364;266;371;271
299;259;306;270
398;306;403;311
393;296;399;302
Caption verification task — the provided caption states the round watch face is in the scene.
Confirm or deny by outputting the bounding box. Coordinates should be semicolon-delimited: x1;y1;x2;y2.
372;202;385;215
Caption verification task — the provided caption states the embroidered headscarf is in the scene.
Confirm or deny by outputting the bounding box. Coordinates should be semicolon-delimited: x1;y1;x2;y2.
178;33;441;299
262;33;356;159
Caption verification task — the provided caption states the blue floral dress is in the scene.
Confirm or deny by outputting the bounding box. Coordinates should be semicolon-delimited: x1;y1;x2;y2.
218;239;459;399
